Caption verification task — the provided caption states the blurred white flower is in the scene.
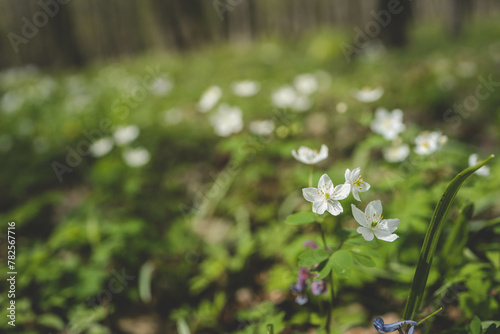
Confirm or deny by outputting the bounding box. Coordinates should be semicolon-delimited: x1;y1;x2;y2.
210;103;244;137
302;174;351;215
198;86;222;113
294;74;318;96
469;154;490;177
457;61;477;78
1;91;23;114
150;77;173;96
123;147;150;167
114;125;140;146
438;75;457;91
344;167;370;201
352;87;384;103
336;102;348;113
249;120;274;136
384;141;410;162
90;137;114;157
352;200;400;242
292;95;312;112
164;108;183;125
370;108;406;141
272;86;296;109
231;80;260;97
414;131;447;156
291;144;328;165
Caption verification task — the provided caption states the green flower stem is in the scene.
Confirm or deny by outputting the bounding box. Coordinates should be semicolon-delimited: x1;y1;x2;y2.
318;222;335;334
309;165;313;187
266;324;274;334
417;308;442;326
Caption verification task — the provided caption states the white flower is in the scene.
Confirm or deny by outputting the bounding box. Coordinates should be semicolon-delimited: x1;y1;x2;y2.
469;154;490;177
90;137;114;157
231;80;260;97
272;86;296;108
303;174;351;215
384;141;410;162
150;77;173;96
123;147;150;167
344;168;370;201
292;95;312;112
294;74;318;96
113;125;140;146
249;120;274;136
198;86;222;113
370;108;406;140
210;103;244;137
164;108;183;125
352;200;400;242
457;61;477;78
291;144;328;165
352;87;384;103
414;131;447;156
336;102;348;113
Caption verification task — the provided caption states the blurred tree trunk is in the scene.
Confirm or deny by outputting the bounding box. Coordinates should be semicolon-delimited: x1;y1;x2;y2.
449;0;474;37
378;0;413;48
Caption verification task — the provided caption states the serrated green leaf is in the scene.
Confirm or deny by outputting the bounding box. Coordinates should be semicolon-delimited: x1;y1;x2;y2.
351;252;376;267
403;155;494;320
298;248;330;267
331;250;353;278
285;212;317;225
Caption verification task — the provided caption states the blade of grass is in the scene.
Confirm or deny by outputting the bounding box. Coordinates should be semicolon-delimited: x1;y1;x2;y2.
403;155;494;320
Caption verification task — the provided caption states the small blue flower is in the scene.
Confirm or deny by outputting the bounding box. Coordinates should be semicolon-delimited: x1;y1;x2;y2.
373;317;418;334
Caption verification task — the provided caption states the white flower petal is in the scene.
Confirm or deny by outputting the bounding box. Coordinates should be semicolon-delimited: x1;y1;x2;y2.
369;200;383;216
313;201;327;215
357;227;374;241
344;168;352;183
333;183;351;200
352;204;369;227
318;174;333;191
303;188;320;203
377;232;399;242
352;189;361;201
383;219;401;233
326;200;343;216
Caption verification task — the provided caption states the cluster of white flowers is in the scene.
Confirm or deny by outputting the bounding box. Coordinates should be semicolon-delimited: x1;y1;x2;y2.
89;124;150;168
271;73;321;112
368;104;448;162
198;82;276;138
292;144;400;242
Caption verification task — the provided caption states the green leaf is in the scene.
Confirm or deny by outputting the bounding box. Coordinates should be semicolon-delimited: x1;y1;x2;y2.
37;313;65;330
298;249;330;267
351;252;376;267
138;261;155;303
403;155;494;320
469;316;482;334
315;255;334;280
285;212;317;225
331;250;353;278
177;318;191;334
441;202;474;265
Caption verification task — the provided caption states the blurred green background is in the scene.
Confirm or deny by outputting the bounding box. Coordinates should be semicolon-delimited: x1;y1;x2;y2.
0;1;500;333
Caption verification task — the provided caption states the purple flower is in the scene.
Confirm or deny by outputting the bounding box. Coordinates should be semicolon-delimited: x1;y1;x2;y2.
310;278;327;295
303;240;319;249
373;317;418;334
